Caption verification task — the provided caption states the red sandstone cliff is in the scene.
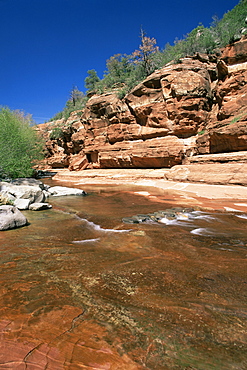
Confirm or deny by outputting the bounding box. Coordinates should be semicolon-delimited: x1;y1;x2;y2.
37;36;247;183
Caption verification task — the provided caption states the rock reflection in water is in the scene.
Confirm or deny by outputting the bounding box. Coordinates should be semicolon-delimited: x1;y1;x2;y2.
0;184;246;369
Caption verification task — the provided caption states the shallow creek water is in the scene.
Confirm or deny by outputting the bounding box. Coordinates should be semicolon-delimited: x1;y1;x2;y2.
0;181;247;369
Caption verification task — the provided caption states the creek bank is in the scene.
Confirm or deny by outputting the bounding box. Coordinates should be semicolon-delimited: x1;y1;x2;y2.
0;178;87;230
51;168;247;212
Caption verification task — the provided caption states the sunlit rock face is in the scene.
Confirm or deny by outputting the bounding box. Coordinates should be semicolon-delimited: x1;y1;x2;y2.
38;36;247;175
97;136;184;168
126;58;214;138
196;56;247;155
79;57;215;168
221;34;247;65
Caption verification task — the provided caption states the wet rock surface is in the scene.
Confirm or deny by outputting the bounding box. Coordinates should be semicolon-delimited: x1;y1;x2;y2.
122;207;196;224
0;183;246;368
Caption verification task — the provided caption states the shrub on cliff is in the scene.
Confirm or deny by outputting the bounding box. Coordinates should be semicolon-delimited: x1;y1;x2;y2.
49;126;64;140
211;0;247;46
0;107;44;179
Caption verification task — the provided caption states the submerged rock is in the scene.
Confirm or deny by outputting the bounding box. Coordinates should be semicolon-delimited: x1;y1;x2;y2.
0;205;28;230
122;207;196;224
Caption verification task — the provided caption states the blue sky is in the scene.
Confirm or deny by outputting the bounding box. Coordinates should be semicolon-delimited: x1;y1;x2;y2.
0;0;240;123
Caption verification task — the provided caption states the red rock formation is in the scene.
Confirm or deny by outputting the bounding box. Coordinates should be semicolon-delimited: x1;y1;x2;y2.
97;136;185;168
196;61;247;154
37;36;247;176
221;35;247;65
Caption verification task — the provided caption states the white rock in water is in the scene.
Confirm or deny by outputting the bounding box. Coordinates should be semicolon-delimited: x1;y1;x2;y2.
11;178;45;190
0;205;28;231
29;203;52;211
48;186;87;196
0;182;46;203
14;198;31;210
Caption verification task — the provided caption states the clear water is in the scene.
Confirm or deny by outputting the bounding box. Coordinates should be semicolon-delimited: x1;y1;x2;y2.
0;182;247;369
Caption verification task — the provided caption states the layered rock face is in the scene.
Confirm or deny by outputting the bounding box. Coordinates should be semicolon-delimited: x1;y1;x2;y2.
38;36;247;172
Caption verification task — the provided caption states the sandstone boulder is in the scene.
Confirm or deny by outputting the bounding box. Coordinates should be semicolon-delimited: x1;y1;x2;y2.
221;35;247;65
126;58;214;138
68;153;89;171
83;92;134;122
36;38;247;171
71;127;86;152
196;118;247;154
196;57;247;154
106;123;170;144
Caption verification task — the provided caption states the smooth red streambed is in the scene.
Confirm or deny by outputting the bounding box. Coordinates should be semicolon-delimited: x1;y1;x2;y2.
0;182;246;369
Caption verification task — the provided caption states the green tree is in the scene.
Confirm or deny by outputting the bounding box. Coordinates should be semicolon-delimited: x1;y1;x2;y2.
152;39;185;68
63;88;87;120
0;107;44;179
53;0;247;108
152;0;247;69
101;53;137;91
84;69;100;92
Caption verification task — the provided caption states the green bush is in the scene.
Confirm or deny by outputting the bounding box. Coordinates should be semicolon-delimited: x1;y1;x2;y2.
85;69;100;92
0;107;44;179
49;126;64;140
211;0;247;47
